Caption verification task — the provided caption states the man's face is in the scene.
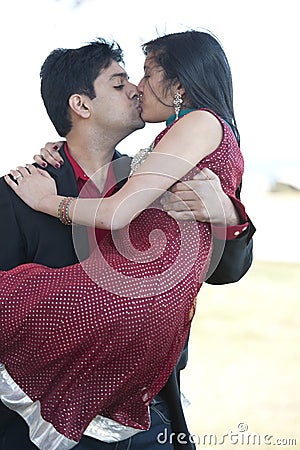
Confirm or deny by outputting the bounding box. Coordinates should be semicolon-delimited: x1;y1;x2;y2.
89;61;145;139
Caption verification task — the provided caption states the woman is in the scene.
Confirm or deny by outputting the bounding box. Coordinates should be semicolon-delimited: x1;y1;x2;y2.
1;30;244;449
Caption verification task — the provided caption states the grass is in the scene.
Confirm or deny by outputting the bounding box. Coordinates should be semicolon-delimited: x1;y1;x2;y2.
181;259;300;449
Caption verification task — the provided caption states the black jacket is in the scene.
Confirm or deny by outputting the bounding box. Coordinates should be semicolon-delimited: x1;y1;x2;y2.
0;148;131;270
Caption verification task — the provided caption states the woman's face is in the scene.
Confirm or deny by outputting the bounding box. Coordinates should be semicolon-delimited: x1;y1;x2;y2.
137;54;175;123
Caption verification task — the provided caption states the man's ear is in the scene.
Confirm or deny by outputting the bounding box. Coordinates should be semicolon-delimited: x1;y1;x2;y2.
69;94;90;118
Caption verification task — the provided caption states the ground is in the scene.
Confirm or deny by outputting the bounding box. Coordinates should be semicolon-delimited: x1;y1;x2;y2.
181;259;300;449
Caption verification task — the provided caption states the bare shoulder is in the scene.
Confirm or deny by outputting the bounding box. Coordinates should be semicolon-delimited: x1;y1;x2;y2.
163;109;223;158
179;109;222;131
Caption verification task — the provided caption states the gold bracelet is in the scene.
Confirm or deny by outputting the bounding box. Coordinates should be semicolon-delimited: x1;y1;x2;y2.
58;197;75;225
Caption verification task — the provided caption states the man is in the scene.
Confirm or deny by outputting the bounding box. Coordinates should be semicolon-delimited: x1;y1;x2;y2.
0;38;255;450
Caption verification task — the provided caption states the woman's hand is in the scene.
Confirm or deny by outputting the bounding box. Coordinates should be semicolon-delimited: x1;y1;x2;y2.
5;164;58;212
34;141;65;168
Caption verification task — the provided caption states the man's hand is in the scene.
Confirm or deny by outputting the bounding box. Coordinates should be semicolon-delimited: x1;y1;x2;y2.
161;168;240;226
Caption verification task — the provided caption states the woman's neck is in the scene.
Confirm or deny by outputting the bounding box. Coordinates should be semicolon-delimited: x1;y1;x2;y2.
166;108;197;126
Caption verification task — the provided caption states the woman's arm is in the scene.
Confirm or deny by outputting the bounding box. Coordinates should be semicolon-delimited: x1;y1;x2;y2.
6;111;223;230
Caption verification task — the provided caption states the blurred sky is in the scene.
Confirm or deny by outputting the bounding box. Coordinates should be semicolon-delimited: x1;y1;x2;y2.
1;0;299;180
1;0;300;264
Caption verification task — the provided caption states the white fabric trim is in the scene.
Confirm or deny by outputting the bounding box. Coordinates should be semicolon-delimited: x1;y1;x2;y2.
0;363;143;450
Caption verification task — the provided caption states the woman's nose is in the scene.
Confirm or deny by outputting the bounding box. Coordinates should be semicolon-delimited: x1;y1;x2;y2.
137;78;144;92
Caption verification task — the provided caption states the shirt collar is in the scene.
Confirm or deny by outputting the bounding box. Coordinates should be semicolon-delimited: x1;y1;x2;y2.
64;143;89;181
64;142;117;196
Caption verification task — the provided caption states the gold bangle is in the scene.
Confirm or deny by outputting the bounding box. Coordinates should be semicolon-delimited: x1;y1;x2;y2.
58;197;75;225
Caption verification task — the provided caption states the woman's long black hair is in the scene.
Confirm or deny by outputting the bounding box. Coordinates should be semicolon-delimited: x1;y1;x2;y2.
142;30;240;145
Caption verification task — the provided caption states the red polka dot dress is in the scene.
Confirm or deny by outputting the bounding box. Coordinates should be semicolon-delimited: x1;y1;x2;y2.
0;110;244;448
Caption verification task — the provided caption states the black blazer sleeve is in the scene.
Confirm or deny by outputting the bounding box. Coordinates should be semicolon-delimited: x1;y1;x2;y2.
0;178;27;270
0;148;89;271
205;181;256;285
205;218;255;285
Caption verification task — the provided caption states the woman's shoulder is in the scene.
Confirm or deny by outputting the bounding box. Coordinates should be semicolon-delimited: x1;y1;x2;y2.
180;108;221;125
175;109;223;140
184;108;239;149
175;108;223;151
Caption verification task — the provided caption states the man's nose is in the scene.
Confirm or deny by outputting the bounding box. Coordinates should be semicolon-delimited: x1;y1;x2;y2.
128;82;139;98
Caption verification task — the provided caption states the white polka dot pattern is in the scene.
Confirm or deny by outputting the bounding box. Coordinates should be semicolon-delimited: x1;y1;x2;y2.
0;109;243;443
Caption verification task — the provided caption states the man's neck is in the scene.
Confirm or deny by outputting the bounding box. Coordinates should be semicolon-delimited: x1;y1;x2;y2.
66;133;116;176
65;131;118;194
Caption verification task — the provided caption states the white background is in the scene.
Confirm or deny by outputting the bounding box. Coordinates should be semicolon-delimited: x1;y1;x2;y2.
1;0;299;261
